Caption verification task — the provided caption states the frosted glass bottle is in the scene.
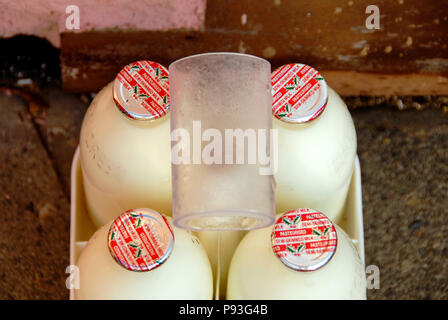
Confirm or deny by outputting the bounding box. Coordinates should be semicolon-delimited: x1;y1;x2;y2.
80;61;171;228
227;209;366;300
169;52;275;230
272;64;357;223
75;208;213;300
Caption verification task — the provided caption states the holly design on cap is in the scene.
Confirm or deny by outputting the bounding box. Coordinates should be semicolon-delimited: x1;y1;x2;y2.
282;214;302;226
107;209;174;272
285;75;302;91
271;208;338;272
276;103;292;119
113;60;170;120
271;63;328;124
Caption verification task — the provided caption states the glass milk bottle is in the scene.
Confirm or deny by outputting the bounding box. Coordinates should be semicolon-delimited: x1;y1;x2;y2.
80;61;171;228
75;208;213;299
272;64;357;223
227;209;366;299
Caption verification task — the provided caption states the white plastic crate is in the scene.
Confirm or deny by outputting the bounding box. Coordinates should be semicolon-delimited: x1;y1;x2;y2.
69;146;365;300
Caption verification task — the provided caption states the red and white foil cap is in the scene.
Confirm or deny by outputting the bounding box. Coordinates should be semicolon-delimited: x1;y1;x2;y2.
107;208;174;272
113;60;170;120
271;63;328;123
271;208;337;272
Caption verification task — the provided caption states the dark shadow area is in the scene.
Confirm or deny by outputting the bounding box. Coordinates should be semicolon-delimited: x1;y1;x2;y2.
0;35;60;87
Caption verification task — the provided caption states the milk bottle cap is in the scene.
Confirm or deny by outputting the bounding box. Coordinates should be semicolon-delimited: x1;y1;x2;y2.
113;61;170;120
107;208;174;272
271;208;337;271
271;63;328;123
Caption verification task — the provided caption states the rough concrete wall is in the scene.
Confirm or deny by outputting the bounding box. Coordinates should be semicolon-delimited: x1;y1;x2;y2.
0;0;206;46
1;0;446;94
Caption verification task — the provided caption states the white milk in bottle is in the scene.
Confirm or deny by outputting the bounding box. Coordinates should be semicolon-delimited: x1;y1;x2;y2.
272;64;357;223
227;208;366;300
75;208;213;299
80;61;171;227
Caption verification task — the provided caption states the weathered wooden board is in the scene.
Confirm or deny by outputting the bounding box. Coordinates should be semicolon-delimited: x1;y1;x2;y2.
61;0;448;94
